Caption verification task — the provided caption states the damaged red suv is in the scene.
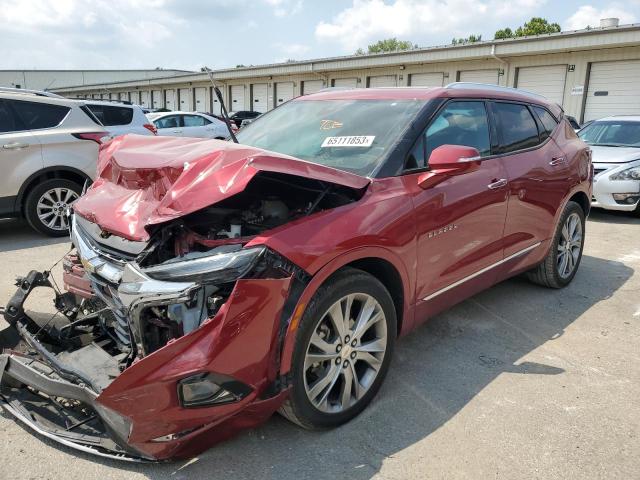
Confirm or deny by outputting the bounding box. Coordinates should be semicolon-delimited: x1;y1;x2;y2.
1;84;591;461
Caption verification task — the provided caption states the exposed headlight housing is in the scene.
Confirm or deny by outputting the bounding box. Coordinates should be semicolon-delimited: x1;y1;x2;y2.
610;165;640;181
178;373;252;408
143;246;265;283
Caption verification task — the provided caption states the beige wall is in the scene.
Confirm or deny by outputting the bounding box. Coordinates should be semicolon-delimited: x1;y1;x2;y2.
59;45;640;121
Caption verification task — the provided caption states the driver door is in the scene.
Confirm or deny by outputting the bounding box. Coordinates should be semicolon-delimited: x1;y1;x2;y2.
408;100;509;323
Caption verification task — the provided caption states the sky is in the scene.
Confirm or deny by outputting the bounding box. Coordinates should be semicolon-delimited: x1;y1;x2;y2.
1;0;640;71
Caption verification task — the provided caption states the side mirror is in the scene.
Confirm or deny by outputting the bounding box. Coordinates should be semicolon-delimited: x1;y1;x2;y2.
418;145;481;189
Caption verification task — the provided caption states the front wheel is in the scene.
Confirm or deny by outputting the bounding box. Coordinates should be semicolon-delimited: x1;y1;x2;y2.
527;200;585;288
24;179;81;237
279;268;396;429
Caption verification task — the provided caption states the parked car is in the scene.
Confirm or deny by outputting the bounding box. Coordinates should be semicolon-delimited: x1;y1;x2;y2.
578;116;640;214
149;111;229;139
84;100;157;136
228;110;261;128
0;88;108;236
1;85;591;461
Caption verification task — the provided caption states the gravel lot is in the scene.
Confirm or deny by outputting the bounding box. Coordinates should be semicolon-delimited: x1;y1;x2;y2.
0;210;638;480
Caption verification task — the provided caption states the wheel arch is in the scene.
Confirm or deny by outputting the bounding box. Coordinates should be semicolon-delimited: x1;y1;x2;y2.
15;167;91;215
568;190;590;217
279;247;414;375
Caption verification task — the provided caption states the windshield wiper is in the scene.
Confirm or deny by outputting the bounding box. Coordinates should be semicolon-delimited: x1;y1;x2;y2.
204;68;238;143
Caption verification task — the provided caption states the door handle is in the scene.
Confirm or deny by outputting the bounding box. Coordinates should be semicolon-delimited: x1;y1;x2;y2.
549;156;566;166
487;178;507;190
3;142;29;150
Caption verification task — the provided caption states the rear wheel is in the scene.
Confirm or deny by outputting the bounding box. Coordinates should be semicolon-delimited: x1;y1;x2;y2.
279;268;396;429
24;179;81;237
527;201;585;288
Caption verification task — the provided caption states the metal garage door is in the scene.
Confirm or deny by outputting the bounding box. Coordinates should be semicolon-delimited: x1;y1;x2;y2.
458;69;500;85
129;91;139;105
152;90;162;108
119;92;129;102
516;65;567;105
368;75;397;87
211;87;222;115
251;84;268;112
140;91;150;107
275;82;294;107
230;85;245;111
302;80;324;95
584;60;640;121
194;87;206;112
165;89;176;110
179;88;192;111
409;72;444;87
332;78;358;88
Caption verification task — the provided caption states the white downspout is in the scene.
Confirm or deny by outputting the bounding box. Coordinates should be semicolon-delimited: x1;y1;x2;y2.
491;44;509;86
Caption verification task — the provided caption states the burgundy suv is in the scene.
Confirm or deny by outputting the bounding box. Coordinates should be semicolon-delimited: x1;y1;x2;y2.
1;84;592;461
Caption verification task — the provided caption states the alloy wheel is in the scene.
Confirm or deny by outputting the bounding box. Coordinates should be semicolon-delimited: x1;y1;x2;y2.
303;293;388;413
36;187;78;231
557;212;582;278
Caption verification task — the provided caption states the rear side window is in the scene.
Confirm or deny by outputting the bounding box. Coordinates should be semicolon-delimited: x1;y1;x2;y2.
10;100;70;130
154;115;181;129
425;101;491;162
532;106;559;140
0;100;21;133
183;115;209;127
86;104;133;126
493;102;540;153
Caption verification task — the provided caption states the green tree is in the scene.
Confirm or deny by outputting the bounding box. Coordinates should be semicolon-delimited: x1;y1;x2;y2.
494;17;560;39
451;34;482;45
357;38;417;55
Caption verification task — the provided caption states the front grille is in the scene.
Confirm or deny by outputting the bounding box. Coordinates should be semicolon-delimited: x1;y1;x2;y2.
89;273;132;347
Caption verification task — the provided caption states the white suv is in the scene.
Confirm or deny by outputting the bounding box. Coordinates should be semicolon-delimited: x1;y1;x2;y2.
0;88;108;236
83;100;157;137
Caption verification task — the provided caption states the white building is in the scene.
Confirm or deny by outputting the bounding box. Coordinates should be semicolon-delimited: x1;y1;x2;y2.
53;20;640;123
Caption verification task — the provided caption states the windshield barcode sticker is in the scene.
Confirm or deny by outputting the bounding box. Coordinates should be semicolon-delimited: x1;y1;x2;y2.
321;136;375;147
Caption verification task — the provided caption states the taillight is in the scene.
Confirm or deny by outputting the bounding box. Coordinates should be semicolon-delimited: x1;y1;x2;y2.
143;123;158;135
72;132;106;144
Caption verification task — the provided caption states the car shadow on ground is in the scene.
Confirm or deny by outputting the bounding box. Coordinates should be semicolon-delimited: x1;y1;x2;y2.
1;254;633;480
587;209;639;225
0;219;68;253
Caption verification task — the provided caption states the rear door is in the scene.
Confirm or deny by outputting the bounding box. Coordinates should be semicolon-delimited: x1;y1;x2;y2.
154;114;183;136
490;101;569;260
0;99;42;210
410;100;509;315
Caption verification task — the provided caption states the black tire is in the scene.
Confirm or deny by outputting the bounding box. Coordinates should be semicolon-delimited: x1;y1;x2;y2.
279;267;396;429
527;201;585;288
24;179;82;237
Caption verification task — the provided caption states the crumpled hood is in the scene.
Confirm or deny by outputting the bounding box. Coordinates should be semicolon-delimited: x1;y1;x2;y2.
73;134;369;241
590;145;640;165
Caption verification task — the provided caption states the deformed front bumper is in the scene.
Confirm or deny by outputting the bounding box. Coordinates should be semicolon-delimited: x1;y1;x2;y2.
1;263;300;461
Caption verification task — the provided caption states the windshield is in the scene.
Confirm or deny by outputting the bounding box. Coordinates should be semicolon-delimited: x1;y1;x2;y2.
235;99;425;176
578;120;640;147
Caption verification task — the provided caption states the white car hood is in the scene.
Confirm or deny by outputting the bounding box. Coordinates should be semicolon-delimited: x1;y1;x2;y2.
590;145;640;165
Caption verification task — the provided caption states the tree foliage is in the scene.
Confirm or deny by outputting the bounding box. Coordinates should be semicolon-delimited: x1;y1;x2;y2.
495;17;561;39
451;34;482;45
356;38;418;55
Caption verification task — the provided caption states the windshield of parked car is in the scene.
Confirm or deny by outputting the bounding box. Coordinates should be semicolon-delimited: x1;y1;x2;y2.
235;99;425;176
578;120;640;147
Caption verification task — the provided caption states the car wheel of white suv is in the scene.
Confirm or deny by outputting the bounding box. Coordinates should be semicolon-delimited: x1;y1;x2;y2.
24;179;81;237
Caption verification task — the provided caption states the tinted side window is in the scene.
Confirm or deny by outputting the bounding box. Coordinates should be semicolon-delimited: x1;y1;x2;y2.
10;100;70;130
87;105;133;126
425;101;491;162
0;100;22;133
532;106;559;140
183;115;207;127
493;103;540;152
155;115;181;129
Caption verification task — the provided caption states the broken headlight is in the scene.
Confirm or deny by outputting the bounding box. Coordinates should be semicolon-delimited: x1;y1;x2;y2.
143;246;265;283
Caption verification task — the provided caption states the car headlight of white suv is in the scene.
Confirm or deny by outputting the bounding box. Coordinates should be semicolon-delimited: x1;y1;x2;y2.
610;165;640;181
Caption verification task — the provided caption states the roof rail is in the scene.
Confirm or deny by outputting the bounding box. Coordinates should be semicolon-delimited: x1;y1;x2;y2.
0;86;64;98
80;97;133;105
446;82;548;101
